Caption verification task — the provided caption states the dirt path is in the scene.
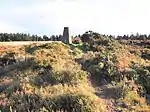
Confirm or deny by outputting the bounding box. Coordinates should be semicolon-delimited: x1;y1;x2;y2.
94;86;116;112
89;77;117;112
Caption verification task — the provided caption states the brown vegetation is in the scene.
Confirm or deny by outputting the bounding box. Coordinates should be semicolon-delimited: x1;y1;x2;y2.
0;33;149;112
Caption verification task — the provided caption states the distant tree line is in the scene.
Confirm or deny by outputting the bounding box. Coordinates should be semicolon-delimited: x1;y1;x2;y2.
75;31;150;42
116;33;150;40
0;32;150;42
0;33;63;41
72;31;150;44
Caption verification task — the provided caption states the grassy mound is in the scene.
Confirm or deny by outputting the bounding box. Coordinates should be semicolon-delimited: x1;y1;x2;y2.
0;42;106;112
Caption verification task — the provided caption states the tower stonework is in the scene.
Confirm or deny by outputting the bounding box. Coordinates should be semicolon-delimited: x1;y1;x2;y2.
62;27;72;44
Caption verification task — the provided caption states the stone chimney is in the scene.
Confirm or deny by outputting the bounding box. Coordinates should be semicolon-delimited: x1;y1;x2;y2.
62;27;72;44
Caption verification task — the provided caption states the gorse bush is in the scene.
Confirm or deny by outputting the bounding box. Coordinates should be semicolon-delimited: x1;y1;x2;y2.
120;90;150;112
53;70;87;85
33;68;87;86
2;93;104;112
141;51;150;60
132;66;150;94
44;94;96;112
27;43;89;86
71;47;83;58
33;43;71;69
115;81;150;112
82;47;119;84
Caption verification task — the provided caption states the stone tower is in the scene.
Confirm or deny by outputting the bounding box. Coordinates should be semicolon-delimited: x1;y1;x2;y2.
62;27;72;44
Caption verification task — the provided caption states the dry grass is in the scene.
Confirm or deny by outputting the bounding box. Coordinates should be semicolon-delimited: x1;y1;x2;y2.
122;91;150;112
0;40;149;112
0;43;107;112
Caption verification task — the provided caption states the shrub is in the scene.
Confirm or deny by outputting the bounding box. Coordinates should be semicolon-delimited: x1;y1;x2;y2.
33;43;73;70
72;37;82;44
3;93;105;112
84;50;118;84
141;51;150;60
95;38;110;46
52;70;87;85
81;33;92;43
131;64;150;94
136;67;150;94
121;91;150;112
71;47;83;58
44;94;97;112
28;43;88;86
115;82;150;112
33;68;88;86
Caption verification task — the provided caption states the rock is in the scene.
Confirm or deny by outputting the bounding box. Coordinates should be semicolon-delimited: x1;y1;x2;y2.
116;102;128;108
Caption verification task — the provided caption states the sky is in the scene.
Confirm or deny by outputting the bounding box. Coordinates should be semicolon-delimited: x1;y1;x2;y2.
0;0;150;36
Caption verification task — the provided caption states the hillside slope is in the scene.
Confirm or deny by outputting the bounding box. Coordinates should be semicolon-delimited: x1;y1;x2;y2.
0;39;150;112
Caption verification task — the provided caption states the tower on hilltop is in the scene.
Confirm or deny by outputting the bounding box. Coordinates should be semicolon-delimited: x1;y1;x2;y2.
62;27;72;44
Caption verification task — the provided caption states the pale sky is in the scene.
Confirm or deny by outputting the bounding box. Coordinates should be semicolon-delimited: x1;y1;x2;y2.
0;0;150;36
